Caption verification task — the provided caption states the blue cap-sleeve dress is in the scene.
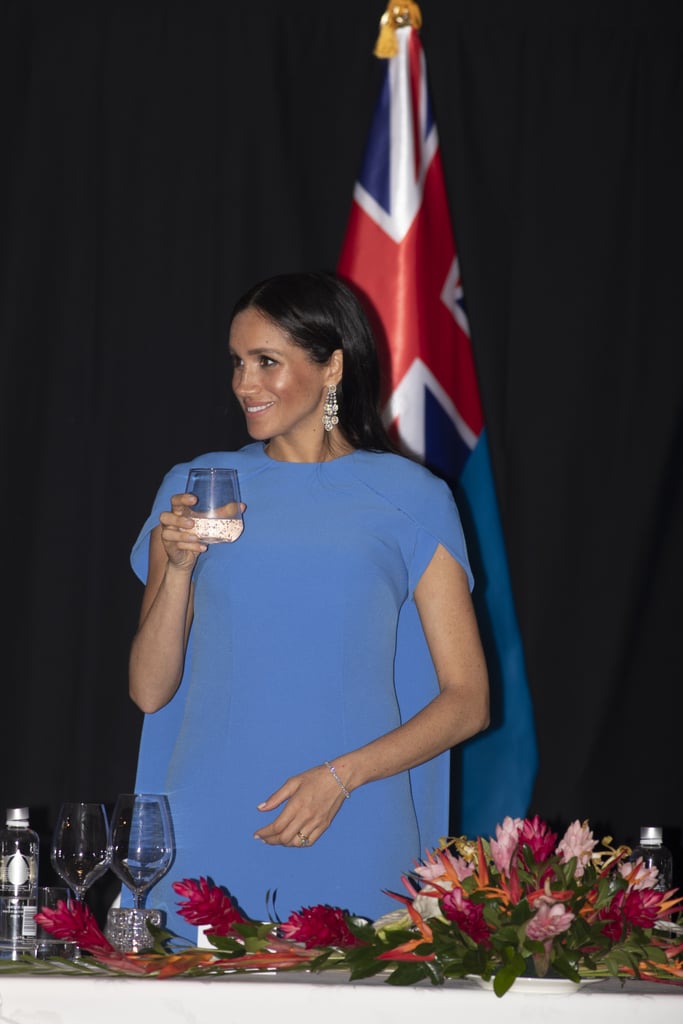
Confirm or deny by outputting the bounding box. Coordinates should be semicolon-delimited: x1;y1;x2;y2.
127;442;474;938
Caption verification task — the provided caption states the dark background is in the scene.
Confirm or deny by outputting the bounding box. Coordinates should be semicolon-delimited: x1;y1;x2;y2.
1;0;682;915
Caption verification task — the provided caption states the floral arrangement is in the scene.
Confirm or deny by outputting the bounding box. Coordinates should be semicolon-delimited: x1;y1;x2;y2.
15;816;683;996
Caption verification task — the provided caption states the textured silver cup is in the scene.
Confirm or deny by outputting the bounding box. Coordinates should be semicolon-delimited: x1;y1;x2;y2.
104;907;164;953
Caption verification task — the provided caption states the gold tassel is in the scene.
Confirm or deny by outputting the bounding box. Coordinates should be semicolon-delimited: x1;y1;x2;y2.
373;2;423;59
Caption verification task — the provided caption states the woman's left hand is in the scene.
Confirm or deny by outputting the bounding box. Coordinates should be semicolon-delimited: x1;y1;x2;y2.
253;765;348;847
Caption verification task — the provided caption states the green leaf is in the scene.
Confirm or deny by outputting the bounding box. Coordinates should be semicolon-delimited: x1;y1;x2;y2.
493;924;523;946
509;901;534;926
347;960;392;981
488;946;533;996
384;961;433;986
644;944;669;966
551;947;581;983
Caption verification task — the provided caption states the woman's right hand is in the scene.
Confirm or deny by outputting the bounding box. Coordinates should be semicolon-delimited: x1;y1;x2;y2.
158;492;207;570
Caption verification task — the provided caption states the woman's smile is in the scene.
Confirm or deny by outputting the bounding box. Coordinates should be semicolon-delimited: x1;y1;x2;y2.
244;400;275;416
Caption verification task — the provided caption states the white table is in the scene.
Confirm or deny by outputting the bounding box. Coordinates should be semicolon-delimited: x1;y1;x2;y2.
0;972;681;1023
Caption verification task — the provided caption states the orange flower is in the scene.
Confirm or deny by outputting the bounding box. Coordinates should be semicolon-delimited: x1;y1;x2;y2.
377;898;435;961
154;952;218;978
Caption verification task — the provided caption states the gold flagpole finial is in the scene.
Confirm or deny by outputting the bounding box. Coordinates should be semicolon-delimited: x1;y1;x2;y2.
373;2;422;59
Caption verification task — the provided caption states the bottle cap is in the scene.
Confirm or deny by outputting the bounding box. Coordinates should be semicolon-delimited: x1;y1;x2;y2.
639;826;662;843
5;808;29;826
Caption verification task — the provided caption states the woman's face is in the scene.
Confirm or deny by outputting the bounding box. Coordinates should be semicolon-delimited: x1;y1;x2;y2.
230;308;338;445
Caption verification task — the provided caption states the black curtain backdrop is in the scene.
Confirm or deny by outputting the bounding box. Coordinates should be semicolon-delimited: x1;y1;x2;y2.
2;0;682;911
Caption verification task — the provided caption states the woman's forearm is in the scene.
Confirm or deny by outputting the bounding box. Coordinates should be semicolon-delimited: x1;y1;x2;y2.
330;680;489;795
129;562;194;713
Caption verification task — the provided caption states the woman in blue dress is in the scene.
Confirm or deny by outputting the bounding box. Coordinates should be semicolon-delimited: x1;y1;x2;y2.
128;271;489;940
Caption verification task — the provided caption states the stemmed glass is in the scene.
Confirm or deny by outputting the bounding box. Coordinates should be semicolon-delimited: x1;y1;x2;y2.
50;802;111;905
108;793;174;910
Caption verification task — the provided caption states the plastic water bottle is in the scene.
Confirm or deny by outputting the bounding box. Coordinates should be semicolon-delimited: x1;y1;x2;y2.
0;807;39;958
629;826;673;893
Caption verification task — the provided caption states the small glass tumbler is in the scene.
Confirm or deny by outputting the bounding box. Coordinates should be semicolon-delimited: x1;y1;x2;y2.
185;467;244;544
104;907;165;954
34;886;77;959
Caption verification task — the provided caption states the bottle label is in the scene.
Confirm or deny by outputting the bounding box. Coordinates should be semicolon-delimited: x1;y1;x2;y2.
0;849;38;892
0;832;39;949
0;897;37;946
21;905;37;938
5;853;30;887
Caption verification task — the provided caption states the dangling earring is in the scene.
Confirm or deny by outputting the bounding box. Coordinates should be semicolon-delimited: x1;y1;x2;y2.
322;383;339;432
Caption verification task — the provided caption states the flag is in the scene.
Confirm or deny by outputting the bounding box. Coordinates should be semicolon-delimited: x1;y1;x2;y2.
337;11;537;837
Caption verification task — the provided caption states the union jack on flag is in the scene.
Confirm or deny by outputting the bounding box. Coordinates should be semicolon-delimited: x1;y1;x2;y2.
338;26;481;481
338;20;537;836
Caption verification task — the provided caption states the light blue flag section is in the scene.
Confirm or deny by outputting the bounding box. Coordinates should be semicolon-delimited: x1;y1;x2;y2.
456;431;538;838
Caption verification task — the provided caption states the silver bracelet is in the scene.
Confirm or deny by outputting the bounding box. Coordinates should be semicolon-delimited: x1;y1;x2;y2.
324;760;351;799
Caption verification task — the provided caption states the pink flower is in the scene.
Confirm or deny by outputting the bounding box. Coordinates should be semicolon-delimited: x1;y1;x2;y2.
441;887;492;947
490;817;524;874
556;820;598;878
414;847;474;885
526;897;575;941
618;856;660;891
280;905;361;948
173;877;246;936
34;898;114;956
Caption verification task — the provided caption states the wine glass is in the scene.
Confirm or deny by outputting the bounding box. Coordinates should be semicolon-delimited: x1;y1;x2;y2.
108;793;174;910
50;802;111;905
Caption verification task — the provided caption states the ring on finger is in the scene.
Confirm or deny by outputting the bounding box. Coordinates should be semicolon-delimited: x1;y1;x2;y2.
297;831;309;847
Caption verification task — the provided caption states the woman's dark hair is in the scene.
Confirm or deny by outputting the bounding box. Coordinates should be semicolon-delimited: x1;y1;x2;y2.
230;271;395;452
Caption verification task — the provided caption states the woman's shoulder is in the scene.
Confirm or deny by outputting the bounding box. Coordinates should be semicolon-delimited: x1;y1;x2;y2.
350;450;470;584
352;449;451;488
349;450;455;505
165;443;266;481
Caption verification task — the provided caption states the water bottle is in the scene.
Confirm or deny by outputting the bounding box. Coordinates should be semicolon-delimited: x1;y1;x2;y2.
629;826;673;893
0;807;39;958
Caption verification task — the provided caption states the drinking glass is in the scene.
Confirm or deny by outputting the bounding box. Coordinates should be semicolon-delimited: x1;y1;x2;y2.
108;793;174;910
34;886;77;959
186;467;244;543
50;802;111;905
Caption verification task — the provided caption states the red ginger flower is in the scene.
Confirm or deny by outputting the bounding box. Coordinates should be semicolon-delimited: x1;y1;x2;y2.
280;905;361;949
173;877;246;936
34;900;154;975
34;898;115;956
622;888;665;928
441;887;492;947
518;815;558;863
598;886;663;941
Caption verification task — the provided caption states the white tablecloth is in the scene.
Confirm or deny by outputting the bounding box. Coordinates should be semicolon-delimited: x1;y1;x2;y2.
0;972;681;1023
